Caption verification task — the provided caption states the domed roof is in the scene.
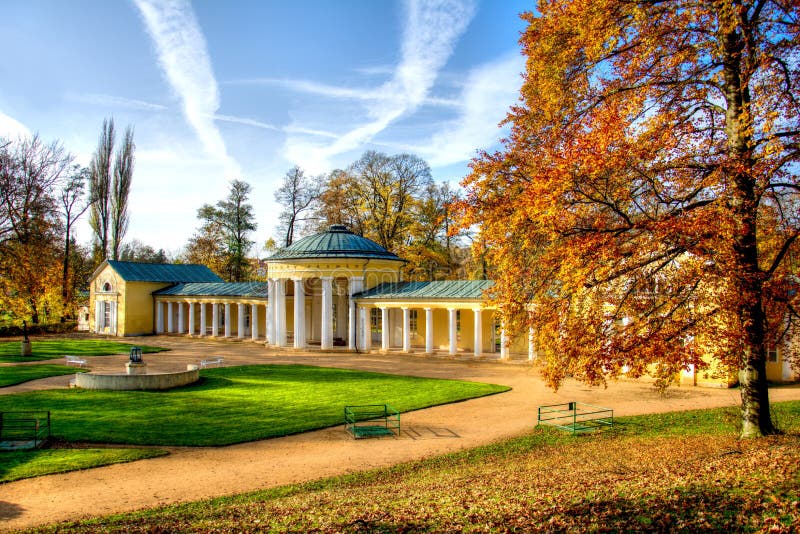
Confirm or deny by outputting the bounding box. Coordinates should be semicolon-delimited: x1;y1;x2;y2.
268;225;403;262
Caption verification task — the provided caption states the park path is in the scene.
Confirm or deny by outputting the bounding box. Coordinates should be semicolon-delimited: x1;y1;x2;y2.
1;336;799;531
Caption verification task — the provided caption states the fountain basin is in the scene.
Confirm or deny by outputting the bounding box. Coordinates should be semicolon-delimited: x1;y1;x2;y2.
74;366;200;391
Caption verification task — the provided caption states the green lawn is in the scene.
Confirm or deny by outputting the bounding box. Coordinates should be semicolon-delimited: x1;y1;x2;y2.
0;339;168;363
0;364;87;387
0;448;168;483
0;364;508;446
48;401;800;533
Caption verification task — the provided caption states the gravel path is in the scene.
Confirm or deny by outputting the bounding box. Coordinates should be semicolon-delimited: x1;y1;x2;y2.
2;336;798;531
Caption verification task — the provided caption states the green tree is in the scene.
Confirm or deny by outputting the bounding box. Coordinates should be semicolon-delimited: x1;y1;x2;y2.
187;179;257;282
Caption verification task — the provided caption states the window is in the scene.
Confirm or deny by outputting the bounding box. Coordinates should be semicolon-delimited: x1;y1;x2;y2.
370;308;380;332
103;301;111;328
767;347;778;363
102;281;112;292
409;310;418;334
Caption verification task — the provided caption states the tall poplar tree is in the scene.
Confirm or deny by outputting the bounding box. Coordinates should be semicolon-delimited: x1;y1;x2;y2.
88;118;114;263
88;118;135;263
461;1;800;437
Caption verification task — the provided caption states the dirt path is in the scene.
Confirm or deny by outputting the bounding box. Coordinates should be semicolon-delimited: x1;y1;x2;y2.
2;336;799;531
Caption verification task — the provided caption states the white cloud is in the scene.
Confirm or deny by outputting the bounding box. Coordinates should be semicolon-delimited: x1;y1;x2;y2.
283;0;477;170
0;111;31;139
213;114;279;131
65;93;168;111
133;0;240;176
422;51;524;167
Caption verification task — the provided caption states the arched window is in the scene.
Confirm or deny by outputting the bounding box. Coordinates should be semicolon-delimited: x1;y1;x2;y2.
102;282;112;292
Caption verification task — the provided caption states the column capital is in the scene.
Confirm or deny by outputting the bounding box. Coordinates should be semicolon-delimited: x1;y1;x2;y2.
320;275;333;281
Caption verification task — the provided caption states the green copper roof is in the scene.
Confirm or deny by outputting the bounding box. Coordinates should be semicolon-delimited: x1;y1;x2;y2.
153;282;268;298
107;260;223;283
268;225;403;262
355;280;494;300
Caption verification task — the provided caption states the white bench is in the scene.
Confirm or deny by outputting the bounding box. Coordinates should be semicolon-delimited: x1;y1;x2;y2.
65;355;87;368
200;357;224;368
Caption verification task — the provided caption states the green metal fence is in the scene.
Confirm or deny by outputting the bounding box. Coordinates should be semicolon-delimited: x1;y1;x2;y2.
345;404;401;439
0;411;51;449
537;402;613;434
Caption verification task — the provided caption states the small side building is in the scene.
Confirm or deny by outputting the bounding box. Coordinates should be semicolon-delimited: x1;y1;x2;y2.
89;260;224;336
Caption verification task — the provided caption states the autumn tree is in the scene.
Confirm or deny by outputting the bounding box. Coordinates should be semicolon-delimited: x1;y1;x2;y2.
186;179;256;282
461;1;800;438
0;135;72;324
274;166;320;247
58;165;91;311
119;239;169;263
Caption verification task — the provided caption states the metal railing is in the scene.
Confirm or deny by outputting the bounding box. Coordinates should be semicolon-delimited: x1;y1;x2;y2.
0;411;51;448
537;402;613;434
345;404;401;439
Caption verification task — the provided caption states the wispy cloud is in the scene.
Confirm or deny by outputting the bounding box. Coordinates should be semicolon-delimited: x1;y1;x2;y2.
0;111;31;139
65;93;168;111
213;114;278;131
422;51;523;167
284;0;476;171
133;0;239;174
226;77;460;108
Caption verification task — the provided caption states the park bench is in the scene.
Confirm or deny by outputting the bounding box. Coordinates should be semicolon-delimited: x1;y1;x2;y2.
65;355;87;367
0;411;51;449
200;357;224;368
537;402;614;434
345;404;400;439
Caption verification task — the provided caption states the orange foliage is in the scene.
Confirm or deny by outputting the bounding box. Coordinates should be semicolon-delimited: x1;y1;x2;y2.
460;1;800;436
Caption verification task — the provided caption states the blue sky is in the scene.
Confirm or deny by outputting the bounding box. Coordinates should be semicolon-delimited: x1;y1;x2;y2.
0;0;529;256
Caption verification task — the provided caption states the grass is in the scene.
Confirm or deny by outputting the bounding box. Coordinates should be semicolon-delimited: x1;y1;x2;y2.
0;364;508;446
0;448;168;483
0;339;168;363
38;401;800;533
0;365;88;387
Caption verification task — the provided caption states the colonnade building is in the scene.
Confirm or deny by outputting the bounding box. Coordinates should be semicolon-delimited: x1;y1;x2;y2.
89;225;526;359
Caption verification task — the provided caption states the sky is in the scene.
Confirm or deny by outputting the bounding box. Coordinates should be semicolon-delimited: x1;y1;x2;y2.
0;0;530;257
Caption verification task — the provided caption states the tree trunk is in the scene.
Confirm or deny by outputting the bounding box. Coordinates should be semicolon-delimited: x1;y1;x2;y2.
719;12;775;438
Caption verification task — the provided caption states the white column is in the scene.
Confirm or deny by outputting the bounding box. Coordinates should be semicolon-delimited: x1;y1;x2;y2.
167;301;174;333
251;304;259;341
188;302;195;336
321;276;333;350
360;307;371;351
448;308;458;356
473;309;483;357
528;324;536;362
348;276;364;350
381;307;390;351
177;302;185;334
293;278;306;349
199;303;207;336
224;303;232;337
237;303;245;339
95;300;102;332
402;307;411;353
266;279;275;344
110;302;117;335
276;279;287;347
425;308;433;354
500;322;510;360
212;303;219;337
155;301;164;334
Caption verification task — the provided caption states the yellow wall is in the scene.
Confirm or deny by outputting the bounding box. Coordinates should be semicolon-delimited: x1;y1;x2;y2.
268;258;404;291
